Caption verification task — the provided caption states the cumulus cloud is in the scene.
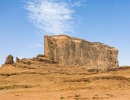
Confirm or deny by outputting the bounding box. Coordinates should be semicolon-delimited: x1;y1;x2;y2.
25;0;82;35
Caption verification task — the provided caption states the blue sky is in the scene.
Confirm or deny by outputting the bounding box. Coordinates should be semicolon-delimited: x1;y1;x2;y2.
0;0;130;66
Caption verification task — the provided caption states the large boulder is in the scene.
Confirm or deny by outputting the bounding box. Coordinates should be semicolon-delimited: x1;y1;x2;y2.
5;55;14;64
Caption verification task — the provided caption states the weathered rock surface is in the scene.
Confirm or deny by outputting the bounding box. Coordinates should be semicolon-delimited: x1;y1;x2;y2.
16;57;19;63
5;55;14;64
44;35;119;69
35;54;57;64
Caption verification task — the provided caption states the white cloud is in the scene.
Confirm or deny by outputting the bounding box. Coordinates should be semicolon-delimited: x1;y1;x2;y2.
25;0;82;35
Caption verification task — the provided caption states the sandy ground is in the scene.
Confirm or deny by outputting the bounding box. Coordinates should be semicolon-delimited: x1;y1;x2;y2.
0;62;130;100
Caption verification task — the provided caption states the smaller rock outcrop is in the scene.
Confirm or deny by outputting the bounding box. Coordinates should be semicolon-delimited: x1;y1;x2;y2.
36;54;45;58
16;57;19;63
5;55;14;64
35;54;57;64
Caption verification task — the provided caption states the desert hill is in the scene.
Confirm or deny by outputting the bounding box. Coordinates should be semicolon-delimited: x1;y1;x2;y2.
0;55;130;100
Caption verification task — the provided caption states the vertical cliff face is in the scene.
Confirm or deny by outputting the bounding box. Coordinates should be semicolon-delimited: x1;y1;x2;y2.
44;35;119;69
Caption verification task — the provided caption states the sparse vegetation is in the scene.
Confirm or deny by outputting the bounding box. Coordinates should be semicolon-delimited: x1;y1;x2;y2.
75;94;80;97
61;97;64;99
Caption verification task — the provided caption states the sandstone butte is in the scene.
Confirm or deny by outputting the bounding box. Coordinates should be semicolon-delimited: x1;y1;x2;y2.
1;35;130;100
44;35;119;70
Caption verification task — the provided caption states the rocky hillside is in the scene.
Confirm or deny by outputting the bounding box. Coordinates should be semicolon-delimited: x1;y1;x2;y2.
0;55;130;100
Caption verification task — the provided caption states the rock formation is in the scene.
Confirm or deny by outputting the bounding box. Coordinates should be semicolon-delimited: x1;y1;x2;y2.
5;55;14;64
16;57;19;63
44;35;119;69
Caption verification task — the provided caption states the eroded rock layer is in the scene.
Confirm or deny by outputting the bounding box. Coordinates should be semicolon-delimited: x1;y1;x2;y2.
44;35;119;69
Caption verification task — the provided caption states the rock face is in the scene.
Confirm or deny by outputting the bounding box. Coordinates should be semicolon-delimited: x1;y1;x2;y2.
5;55;14;64
44;35;119;69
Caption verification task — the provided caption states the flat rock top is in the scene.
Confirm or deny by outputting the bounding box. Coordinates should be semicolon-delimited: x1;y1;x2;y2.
46;35;116;49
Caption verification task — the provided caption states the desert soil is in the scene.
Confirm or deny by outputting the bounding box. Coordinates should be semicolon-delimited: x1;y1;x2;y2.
0;62;130;100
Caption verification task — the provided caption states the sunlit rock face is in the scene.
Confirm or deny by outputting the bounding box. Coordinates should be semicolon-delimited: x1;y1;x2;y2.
44;35;119;69
5;55;14;64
